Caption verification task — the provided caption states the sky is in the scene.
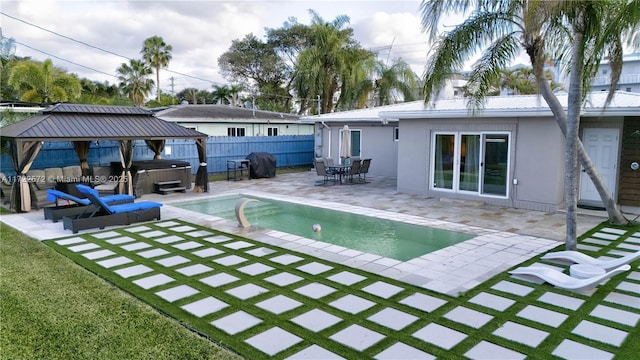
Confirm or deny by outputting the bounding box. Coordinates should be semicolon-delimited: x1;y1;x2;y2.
0;0;482;97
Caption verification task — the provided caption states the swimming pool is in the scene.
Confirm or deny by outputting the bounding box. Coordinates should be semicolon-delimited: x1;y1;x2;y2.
174;195;474;261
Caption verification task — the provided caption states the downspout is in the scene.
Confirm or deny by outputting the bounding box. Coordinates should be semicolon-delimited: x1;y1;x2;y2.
321;121;331;159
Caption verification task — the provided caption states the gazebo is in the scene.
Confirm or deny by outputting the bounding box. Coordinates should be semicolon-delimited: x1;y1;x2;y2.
1;103;209;212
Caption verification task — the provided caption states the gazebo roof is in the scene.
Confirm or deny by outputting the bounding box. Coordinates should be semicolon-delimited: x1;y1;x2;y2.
1;103;207;142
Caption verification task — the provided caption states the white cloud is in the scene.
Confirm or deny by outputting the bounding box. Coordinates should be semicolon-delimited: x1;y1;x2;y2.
1;0;441;92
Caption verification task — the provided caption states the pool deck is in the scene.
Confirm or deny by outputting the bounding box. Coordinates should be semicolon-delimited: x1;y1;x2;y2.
1;171;607;297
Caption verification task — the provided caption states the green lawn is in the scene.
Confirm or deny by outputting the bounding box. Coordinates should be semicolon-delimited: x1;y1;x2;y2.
0;220;241;360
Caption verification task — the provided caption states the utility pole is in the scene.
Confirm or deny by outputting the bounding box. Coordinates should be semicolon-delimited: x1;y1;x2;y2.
317;95;321;115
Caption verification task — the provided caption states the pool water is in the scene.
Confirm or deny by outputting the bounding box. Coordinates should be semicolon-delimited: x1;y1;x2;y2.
174;195;474;262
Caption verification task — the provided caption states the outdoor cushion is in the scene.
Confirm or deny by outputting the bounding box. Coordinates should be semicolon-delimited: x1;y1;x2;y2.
76;184;162;214
47;189;134;206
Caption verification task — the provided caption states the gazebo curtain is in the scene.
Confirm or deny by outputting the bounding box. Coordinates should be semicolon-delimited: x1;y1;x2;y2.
72;141;91;176
194;137;208;193
145;139;165;160
118;140;134;195
9;140;43;212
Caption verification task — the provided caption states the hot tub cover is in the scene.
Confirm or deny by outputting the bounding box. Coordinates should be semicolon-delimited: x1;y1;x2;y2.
246;152;276;178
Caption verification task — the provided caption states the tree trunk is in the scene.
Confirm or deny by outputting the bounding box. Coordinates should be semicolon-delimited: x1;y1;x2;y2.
526;39;629;249
564;15;586;250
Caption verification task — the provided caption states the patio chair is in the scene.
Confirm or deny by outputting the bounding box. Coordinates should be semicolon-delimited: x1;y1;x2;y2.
346;159;361;183
62;184;162;234
315;160;337;185
358;158;371;183
44;188;135;222
541;250;640;271
509;264;630;292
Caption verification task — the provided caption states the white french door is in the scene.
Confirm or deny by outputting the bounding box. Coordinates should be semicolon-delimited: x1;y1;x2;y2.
579;128;619;202
432;132;510;197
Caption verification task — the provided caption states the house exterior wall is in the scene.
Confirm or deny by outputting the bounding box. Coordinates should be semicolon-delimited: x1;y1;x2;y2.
397;116;566;212
175;122;313;136
316;122;398;177
589;54;640;93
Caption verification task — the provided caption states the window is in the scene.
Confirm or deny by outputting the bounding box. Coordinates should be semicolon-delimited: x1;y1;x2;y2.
394;127;399;141
432;132;510;197
267;127;278;136
626;87;632;92
227;127;246;137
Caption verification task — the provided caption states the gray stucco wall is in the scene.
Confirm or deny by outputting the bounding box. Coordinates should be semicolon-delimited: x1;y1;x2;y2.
317;122;398;177
397;116;566;212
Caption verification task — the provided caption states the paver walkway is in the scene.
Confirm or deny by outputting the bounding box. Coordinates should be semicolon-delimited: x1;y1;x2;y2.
46;221;640;359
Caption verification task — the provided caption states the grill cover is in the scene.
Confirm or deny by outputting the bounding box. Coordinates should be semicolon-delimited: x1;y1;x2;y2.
246;152;276;178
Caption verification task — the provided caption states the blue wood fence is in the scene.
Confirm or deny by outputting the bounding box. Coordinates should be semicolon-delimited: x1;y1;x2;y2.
0;135;314;176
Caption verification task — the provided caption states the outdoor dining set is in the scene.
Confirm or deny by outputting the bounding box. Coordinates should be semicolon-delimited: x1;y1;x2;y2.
314;158;371;185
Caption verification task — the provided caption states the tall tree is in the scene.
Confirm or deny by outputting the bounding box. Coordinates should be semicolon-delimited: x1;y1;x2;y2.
218;33;291;112
116;59;154;107
141;36;172;102
8;59;81;103
292;10;374;114
419;0;637;249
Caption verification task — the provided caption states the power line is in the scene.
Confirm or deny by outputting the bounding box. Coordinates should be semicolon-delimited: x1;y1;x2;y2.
1;11;224;87
14;40;116;79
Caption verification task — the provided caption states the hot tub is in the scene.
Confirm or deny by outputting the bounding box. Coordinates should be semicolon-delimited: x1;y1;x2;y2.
111;160;192;195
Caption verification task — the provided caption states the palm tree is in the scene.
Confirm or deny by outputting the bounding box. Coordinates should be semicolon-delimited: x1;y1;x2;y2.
211;85;232;105
141;36;172;102
292;10;373;114
8;59;81;103
116;59;154;107
419;0;637;249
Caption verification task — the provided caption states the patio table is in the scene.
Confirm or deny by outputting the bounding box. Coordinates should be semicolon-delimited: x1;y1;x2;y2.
327;164;350;184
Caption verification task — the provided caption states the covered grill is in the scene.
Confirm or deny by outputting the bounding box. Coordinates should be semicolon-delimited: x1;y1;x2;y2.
246;152;276;178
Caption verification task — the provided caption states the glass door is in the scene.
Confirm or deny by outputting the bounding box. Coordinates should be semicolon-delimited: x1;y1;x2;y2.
459;134;480;192
481;134;509;196
433;134;455;189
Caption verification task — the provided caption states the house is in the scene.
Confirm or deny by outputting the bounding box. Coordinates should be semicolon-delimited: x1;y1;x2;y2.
571;52;640;93
154;104;313;137
303;92;640;214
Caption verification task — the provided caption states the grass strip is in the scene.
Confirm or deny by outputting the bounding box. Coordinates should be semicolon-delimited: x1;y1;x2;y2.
42;219;640;359
0;223;241;360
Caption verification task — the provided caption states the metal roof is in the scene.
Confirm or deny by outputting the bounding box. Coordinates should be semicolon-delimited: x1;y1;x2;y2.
0;103;207;141
300;91;640;123
156;104;301;122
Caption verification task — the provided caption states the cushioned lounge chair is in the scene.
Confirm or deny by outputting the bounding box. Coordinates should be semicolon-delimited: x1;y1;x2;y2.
44;189;135;222
541;250;640;271
509;264;630;292
62;184;162;234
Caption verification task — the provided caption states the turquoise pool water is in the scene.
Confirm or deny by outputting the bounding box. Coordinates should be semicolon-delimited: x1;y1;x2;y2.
174;195;474;261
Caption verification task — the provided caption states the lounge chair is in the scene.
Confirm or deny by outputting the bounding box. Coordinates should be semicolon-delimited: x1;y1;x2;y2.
62;184;162;234
44;189;135;222
509;264;630;292
541;250;640;271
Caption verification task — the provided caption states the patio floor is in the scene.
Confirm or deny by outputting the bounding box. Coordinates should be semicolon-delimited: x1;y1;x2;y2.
2;171;638;358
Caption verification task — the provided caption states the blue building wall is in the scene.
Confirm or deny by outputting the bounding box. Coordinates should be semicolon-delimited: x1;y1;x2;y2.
0;135;314;176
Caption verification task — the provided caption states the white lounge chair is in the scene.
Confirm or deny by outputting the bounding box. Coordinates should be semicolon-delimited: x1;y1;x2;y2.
541;250;640;271
509;264;630;292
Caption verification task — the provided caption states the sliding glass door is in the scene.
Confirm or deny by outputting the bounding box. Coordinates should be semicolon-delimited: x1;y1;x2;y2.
432;132;510;197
